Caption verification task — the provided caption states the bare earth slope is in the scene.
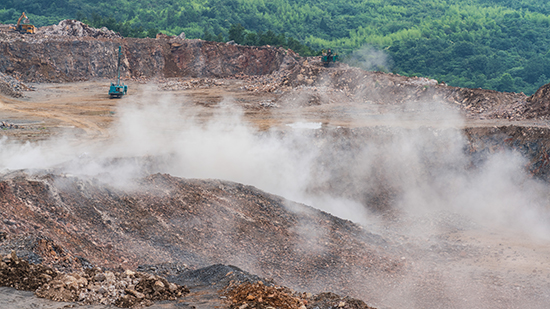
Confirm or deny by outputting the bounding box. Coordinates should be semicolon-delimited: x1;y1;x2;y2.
0;171;397;288
2;21;550;309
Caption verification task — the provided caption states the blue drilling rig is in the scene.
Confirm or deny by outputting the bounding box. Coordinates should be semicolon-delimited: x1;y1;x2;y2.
109;46;128;98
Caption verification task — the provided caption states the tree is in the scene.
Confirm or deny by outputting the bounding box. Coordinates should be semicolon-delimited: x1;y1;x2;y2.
243;32;258;45
228;23;245;44
147;28;159;38
497;73;515;92
203;28;217;41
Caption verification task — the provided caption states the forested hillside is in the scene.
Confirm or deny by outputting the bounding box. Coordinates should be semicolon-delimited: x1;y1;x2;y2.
2;0;550;95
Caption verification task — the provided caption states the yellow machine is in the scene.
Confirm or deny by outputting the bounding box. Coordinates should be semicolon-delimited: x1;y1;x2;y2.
9;12;36;34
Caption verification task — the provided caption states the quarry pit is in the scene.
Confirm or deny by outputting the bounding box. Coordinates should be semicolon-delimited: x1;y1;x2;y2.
2;21;550;309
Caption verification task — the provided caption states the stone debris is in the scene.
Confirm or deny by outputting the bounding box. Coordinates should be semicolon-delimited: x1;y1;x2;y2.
168;32;186;44
38;19;121;39
37;268;188;307
259;100;279;108
239;69;292;93
136;262;189;277
223;281;376;309
442;86;528;120
403;76;438;87
224;281;306;309
158;78;226;90
306;292;378;309
156;33;172;39
1;121;22;129
0;250;57;291
524;82;550;119
239;58;533;121
0;71;31;98
0;250;189;308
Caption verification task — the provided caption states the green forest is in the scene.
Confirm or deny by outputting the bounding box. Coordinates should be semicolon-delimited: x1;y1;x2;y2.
2;0;550;95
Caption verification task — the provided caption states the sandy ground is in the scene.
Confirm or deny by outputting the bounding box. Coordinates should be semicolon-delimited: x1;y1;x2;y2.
3;79;549;143
2;80;550;308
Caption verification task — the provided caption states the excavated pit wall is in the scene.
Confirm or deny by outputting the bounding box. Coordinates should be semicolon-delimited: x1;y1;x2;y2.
0;34;294;82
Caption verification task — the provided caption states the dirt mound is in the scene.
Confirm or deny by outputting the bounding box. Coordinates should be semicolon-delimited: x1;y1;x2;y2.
38;20;121;39
442;86;528;119
224;281;306;309
0;171;399;300
271;60;531;119
524;82;550;119
223;281;376;309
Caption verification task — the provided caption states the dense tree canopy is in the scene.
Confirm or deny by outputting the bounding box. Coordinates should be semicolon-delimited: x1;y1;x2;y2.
2;0;550;94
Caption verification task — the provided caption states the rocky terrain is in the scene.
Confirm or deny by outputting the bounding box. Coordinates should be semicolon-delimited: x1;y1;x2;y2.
2;20;550;309
0;20;296;84
0;19;540;122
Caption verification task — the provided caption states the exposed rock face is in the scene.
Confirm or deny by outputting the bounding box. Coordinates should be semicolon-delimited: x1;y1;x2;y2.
168;40;294;77
0;31;297;83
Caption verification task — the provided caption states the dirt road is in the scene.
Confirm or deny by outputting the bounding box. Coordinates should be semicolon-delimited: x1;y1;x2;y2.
2;78;548;141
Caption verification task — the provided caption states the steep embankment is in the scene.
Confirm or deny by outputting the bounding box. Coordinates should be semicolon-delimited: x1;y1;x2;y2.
0;21;298;83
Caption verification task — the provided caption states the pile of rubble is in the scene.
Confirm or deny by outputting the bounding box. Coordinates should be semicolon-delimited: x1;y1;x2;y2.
256;60;534;120
224;281;307;309
156;32;186;41
0;250;57;290
0;122;22;129
1;246;379;309
442;86;528;120
38;19;121;39
158;78;226;90
0;250;189;308
239;69;292;93
0;71;31;98
223;281;377;309
524;82;550;119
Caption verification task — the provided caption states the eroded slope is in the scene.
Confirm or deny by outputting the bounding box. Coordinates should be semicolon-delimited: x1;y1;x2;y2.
0;171;400;298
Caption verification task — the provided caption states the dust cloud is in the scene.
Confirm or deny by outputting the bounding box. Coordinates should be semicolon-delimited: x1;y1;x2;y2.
2;82;550;308
1;89;550;239
344;45;391;72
